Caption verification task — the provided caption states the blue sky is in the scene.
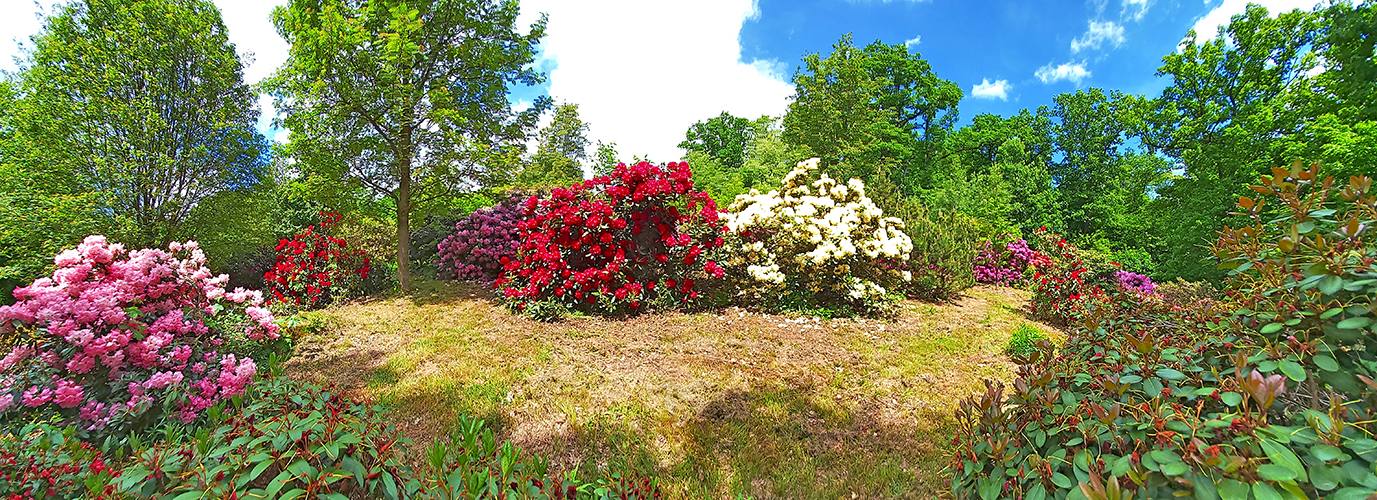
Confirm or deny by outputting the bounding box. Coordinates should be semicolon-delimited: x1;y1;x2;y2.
2;0;1323;161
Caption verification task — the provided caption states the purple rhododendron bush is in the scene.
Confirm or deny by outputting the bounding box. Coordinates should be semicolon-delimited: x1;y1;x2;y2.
436;195;526;284
0;235;279;437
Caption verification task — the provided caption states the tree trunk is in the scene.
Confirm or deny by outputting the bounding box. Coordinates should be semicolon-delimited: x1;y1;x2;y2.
397;157;412;292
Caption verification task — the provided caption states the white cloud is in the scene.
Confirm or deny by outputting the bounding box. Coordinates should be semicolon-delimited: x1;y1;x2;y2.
1035;62;1092;84
1070;20;1125;53
970;78;1010;101
4;0;794;162
0;0;60;74
1121;0;1151;21
904;35;922;48
517;0;793;162
1189;0;1319;41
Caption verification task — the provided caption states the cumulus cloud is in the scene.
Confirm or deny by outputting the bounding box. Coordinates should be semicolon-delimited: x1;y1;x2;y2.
1189;0;1319;41
971;79;1010;101
1035;62;1091;85
1070;20;1126;53
517;0;793;162
904;35;922;48
1121;0;1151;21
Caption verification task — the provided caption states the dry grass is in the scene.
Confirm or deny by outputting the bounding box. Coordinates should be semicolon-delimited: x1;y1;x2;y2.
284;278;1061;499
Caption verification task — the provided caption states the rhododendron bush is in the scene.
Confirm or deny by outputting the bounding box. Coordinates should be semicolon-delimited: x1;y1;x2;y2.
972;237;1047;286
0;236;279;437
437;195;525;284
264;211;373;309
497;161;726;317
1028;227;1104;324
721;158;912;312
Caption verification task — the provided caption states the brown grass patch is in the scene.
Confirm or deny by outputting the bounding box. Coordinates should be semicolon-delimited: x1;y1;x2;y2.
283;278;1059;499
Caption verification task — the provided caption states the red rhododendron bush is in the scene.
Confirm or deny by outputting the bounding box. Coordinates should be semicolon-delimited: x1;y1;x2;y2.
0;236;279;437
264;211;373;309
496;161;727;318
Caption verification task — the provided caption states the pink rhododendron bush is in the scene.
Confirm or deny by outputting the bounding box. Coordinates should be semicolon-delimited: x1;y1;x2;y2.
0;236;279;437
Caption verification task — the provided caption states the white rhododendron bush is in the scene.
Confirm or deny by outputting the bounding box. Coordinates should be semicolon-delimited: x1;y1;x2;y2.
720;158;912;312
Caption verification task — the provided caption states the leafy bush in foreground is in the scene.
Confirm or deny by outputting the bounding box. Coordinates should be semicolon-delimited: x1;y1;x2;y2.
951;166;1377;500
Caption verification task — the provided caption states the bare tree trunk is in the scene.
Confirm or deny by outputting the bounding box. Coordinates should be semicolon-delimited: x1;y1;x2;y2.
397;154;412;292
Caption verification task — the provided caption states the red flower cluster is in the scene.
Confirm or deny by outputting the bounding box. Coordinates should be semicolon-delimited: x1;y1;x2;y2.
1028;227;1104;324
496;161;726;314
263;211;372;309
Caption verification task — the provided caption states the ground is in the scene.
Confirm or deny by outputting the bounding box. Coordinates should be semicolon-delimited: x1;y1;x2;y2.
284;278;1061;499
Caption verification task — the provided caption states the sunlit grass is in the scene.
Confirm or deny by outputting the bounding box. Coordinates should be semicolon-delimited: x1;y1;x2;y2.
285;278;1055;499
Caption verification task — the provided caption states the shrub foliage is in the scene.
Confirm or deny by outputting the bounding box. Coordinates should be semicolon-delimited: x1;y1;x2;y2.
264;211;374;309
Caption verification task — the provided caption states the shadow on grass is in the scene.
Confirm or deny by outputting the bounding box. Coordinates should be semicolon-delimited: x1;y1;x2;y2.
522;381;954;500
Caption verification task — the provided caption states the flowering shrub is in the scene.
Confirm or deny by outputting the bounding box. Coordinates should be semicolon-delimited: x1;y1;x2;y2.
720;158;912;313
1113;269;1156;294
497;161;726;317
0;236;279;438
972;237;1046;286
264;211;373;309
437;195;526;284
1028;227;1102;324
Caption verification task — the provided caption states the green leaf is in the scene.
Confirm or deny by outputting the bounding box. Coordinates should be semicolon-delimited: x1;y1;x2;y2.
1052;472;1073;489
1311;444;1346;462
171;492;204;500
1160;461;1190;476
1260;322;1285;335
1218;479;1250;500
1332;488;1377;500
1318;275;1344;295
279;489;306;500
1260;438;1307;482
1150;449;1183;463
1221;392;1243;406
1279;360;1306;382
1257;464;1298;481
1027;485;1047;500
1314;355;1340;372
1252;481;1285;500
1336;317;1372;330
1309;463;1340;491
1320;308;1344;319
1157;368;1188;381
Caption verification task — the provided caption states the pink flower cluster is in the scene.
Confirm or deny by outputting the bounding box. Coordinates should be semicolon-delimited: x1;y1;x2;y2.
0;235;280;432
973;238;1047;286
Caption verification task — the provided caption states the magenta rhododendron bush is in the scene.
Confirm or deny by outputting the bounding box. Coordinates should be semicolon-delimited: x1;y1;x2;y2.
497;161;726;316
0;236;279;435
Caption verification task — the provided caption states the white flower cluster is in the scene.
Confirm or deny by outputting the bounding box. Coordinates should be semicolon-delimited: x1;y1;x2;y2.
720;158;912;308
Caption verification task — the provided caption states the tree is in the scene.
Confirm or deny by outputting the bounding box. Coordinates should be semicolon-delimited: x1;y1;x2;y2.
267;0;550;291
10;0;268;247
519;102;589;187
591;140;619;177
678;111;751;171
861;40;962;191
1145;4;1323;280
783;34;907;196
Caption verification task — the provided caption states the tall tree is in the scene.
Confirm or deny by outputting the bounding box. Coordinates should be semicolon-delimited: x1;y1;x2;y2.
1145;4;1322;280
519;102;589;187
10;0;268;247
678;111;752;172
860;40;962;192
268;0;550;291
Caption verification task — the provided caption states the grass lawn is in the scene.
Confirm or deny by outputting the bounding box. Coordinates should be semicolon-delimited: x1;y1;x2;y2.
283;278;1060;499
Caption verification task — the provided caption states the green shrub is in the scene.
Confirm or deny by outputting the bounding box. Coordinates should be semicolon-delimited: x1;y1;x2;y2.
894;204;997;302
1004;323;1047;357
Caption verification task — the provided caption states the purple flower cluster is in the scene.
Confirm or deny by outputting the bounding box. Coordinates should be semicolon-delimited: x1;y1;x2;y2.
0;236;278;434
437;196;526;284
1114;270;1156;294
973;238;1039;286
